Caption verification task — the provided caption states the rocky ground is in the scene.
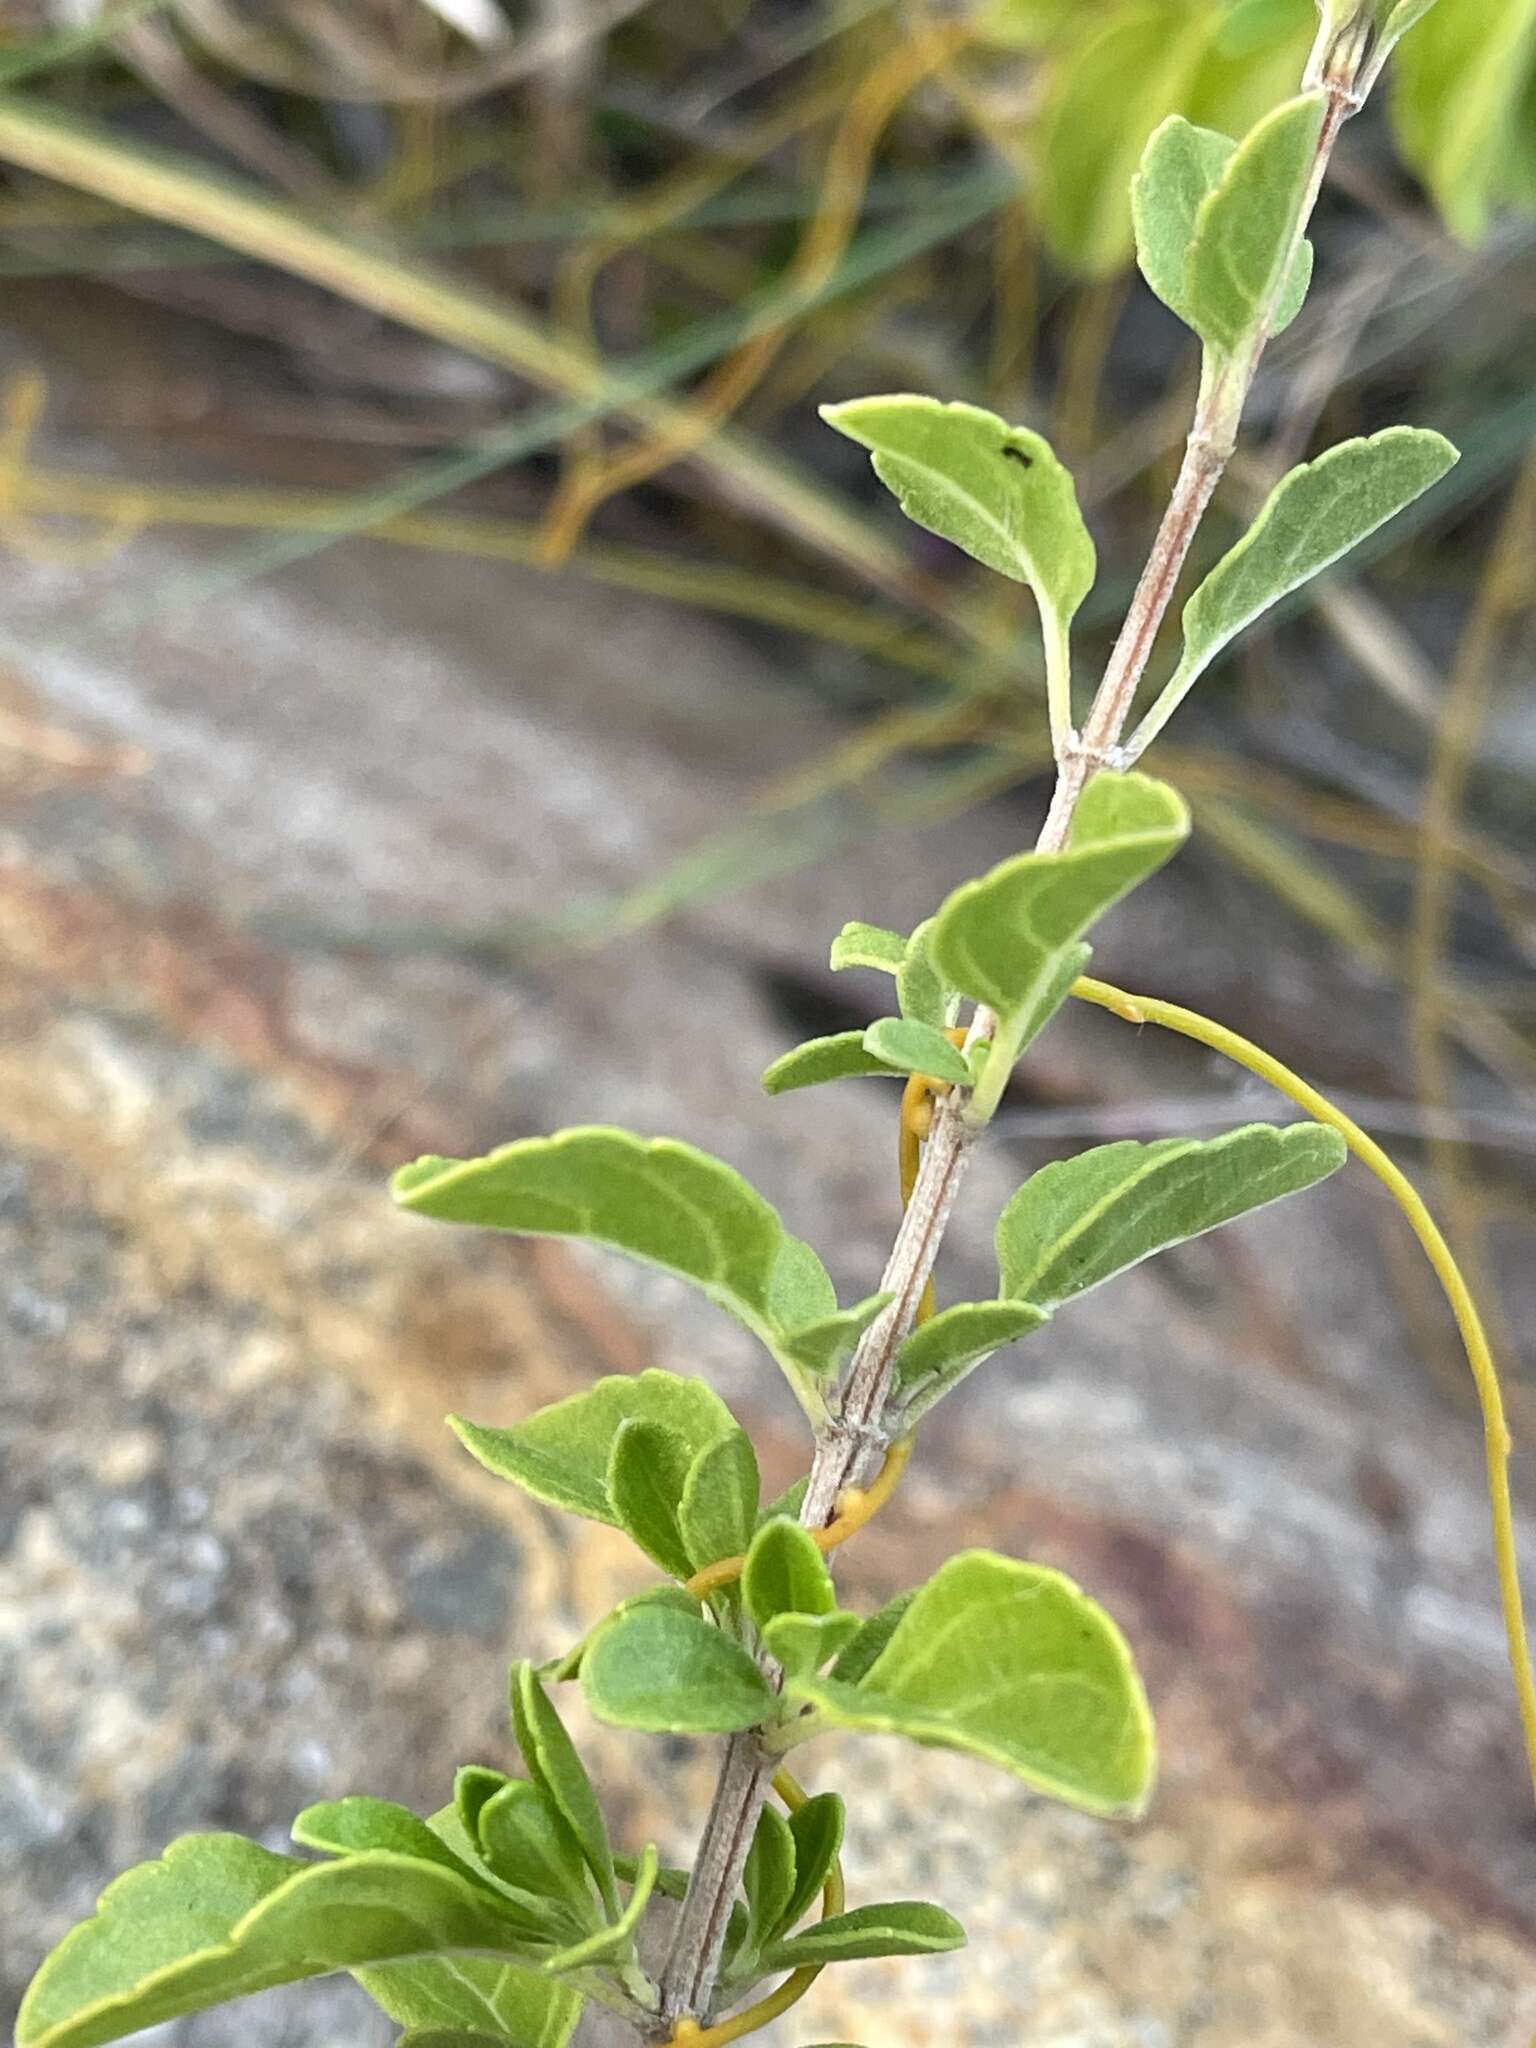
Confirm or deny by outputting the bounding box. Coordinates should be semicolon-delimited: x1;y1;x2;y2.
2;322;1534;2048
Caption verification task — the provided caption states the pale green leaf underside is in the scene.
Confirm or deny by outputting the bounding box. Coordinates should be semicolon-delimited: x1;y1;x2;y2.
862;1017;969;1086
829;920;906;974
394;1127;845;1412
788;1551;1155;1816
932;772;1188;1029
762;1031;899;1095
449;1370;737;1527
1184;91;1325;351
997;1122;1346;1311
820;395;1095;629
539;1846;656;1978
763;1901;965;1969
891;1300;1047;1416
1133;114;1310;338
582;1605;775;1733
761;1609;862;1679
17;1838;535;2048
1142;427;1459;745
678;1427;760;1574
359;1956;580;2048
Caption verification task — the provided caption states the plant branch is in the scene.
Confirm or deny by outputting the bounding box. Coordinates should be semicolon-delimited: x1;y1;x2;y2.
654;33;1373;2037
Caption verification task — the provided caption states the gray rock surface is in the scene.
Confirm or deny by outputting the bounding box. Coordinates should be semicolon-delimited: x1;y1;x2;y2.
1;405;1534;2048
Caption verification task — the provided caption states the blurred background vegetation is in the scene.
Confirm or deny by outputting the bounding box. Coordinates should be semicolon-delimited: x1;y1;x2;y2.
0;0;1534;1404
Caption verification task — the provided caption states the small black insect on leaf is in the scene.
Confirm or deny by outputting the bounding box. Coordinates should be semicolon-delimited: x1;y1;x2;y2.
1000;445;1033;468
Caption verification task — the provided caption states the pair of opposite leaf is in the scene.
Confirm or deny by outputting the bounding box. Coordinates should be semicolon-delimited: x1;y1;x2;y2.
820;96;1456;765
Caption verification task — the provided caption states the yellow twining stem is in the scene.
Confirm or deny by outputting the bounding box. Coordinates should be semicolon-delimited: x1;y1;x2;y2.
1072;973;1536;1809
0;370;142;566
664;1769;844;2048
684;1436;912;1602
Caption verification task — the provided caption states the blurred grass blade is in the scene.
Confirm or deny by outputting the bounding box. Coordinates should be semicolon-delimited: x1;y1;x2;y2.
0;91;999;595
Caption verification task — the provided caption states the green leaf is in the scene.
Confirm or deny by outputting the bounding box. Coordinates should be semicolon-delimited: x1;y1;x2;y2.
1183;92;1324;352
476;1783;591;1915
761;1610;862;1680
997;1122;1346;1311
679;1426;761;1575
742;1517;837;1631
581;1605;776;1734
762;1901;965;1969
828;1592;916;1687
1140;428;1459;745
780;1293;892;1381
788;1551;1155;1816
394;1128;837;1415
891;1301;1047;1417
895;917;952;1030
453;1769;510;1852
820;396;1094;689
762;1474;810;1527
543;1586;700;1684
1391;0;1536;242
396;2032;510;2047
291;1798;490;1887
607;1417;694;1580
449;1370;736;1528
539;1847;657;1978
780;1794;845;1936
1034;2;1214;276
861;1018;969;1087
761;1031;900;1096
360;1956;580;2048
765;1231;839;1331
829;921;906;975
509;1666;617;1918
16;1838;540;2048
742;1806;797;1959
931;772;1188;1054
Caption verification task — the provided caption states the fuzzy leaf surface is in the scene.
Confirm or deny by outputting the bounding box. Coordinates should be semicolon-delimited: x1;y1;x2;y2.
17;1838;541;2048
895;918;952;1030
539;1848;656;1978
780;1794;846;1935
761;1032;899;1096
742;1806;797;1960
820;397;1094;647
932;772;1188;1035
1151;429;1459;724
678;1426;760;1575
359;1957;580;2048
476;1784;590;1914
828;1593;916;1687
1134;115;1310;338
788;1551;1155;1816
761;1610;862;1679
582;1606;775;1733
291;1799;489;1886
450;1370;735;1528
891;1301;1048;1416
510;1666;616;1916
997;1123;1346;1311
829;921;906;975
1184;92;1324;350
394;1128;836;1409
607;1417;694;1580
742;1517;838;1631
862;1018;970;1087
762;1902;965;1969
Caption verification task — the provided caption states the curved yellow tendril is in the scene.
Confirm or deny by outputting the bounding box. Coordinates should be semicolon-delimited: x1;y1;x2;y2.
683;1435;912;1602
1072;973;1536;1808
664;1768;844;2048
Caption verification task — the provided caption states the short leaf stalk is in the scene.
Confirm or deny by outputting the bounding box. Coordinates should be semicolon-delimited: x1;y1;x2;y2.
25;13;1533;2048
